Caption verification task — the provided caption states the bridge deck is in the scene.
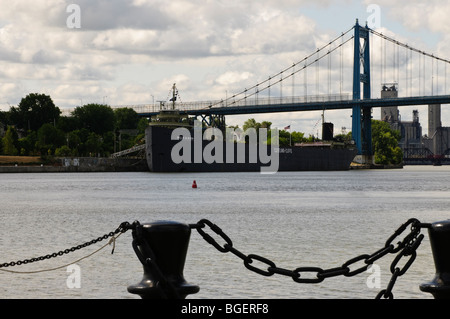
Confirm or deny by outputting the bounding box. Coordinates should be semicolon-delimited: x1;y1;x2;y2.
135;95;450;117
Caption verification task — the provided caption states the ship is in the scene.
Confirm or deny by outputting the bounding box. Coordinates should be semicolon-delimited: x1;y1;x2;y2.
145;84;357;173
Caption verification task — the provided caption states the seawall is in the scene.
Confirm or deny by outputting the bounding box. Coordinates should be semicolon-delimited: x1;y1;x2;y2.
0;157;149;173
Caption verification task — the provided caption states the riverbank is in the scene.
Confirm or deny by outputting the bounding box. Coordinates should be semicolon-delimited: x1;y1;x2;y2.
0;156;148;173
350;162;404;169
0;155;42;165
0;156;411;173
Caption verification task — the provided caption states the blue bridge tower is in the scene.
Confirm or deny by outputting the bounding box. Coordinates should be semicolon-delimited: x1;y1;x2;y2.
352;19;373;163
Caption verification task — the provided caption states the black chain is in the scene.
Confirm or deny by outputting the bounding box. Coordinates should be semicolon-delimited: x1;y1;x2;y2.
0;221;135;269
190;218;430;299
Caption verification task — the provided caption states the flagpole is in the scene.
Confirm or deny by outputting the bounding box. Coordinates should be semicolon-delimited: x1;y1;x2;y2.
289;124;291;146
284;125;292;146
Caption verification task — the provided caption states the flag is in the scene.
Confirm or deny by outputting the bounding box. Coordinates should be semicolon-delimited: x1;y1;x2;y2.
284;125;290;130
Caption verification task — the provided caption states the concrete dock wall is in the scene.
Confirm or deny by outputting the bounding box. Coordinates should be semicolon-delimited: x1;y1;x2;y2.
0;157;149;173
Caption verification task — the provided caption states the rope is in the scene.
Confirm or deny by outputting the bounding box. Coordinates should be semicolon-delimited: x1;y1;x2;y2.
0;233;123;275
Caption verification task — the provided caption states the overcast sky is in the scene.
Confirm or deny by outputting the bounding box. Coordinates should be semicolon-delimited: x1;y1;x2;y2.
1;0;449;135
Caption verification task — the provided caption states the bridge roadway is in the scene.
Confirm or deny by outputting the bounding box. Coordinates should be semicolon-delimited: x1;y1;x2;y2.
136;94;450;117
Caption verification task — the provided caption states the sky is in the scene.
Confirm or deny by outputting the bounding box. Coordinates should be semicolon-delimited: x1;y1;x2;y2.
1;0;450;136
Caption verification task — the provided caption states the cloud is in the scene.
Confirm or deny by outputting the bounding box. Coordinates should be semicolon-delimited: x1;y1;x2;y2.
0;1;325;103
73;0;174;31
0;0;445;136
216;71;254;86
364;0;450;35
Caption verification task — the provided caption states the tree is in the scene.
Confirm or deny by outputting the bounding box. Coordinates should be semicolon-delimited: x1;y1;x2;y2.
68;128;90;156
278;130;306;146
66;131;82;155
278;130;290;146
136;118;149;141
114;107;139;130
291;131;306;144
372;120;403;165
2;94;142;157
243;118;260;131
137;118;149;134
71;104;115;135
260;121;272;129
85;132;103;156
334;132;353;143
241;118;308;146
55;145;73;157
18;131;38;156
56;116;79;133
2;126;19;155
36;123;66;155
9;93;60;132
0;110;11;126
102;131;115;155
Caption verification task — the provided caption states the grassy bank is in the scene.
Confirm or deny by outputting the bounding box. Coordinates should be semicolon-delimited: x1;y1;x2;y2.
0;156;43;165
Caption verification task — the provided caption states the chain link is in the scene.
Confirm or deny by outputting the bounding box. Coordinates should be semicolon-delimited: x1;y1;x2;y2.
0;221;135;269
1;218;427;298
191;218;428;299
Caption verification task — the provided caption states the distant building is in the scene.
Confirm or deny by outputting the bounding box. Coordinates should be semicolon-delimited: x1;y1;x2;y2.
380;83;400;123
399;109;422;150
423;104;450;157
380;83;450;164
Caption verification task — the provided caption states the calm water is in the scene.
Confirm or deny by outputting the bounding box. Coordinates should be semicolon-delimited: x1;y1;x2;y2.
0;166;449;299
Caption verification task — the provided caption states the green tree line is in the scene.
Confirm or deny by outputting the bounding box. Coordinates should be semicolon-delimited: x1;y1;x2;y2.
0;93;148;157
371;119;403;165
239;118;353;146
0;94;402;165
238;118;403;165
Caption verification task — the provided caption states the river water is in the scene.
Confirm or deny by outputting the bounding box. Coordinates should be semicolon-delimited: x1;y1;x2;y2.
0;166;449;299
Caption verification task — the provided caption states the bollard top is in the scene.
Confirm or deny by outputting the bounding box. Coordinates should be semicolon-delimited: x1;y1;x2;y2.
145;220;187;226
430;220;450;232
138;220;191;234
141;220;189;226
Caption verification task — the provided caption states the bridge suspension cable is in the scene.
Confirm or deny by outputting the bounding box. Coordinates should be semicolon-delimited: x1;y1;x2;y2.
370;28;450;97
369;29;450;64
211;24;450;110
114;22;450;117
208;26;355;109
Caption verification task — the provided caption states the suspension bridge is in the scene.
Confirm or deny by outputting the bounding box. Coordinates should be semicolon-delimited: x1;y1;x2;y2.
121;20;450;163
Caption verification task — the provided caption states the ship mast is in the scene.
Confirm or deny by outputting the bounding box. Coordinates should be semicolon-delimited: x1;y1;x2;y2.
169;83;178;110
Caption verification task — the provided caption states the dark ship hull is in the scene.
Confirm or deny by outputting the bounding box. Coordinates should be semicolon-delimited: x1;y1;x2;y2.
145;125;357;172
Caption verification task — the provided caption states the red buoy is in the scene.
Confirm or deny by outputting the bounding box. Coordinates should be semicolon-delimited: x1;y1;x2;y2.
192;180;197;188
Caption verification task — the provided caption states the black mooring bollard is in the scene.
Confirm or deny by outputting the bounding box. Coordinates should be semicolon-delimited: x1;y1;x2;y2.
127;221;200;299
420;220;450;299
